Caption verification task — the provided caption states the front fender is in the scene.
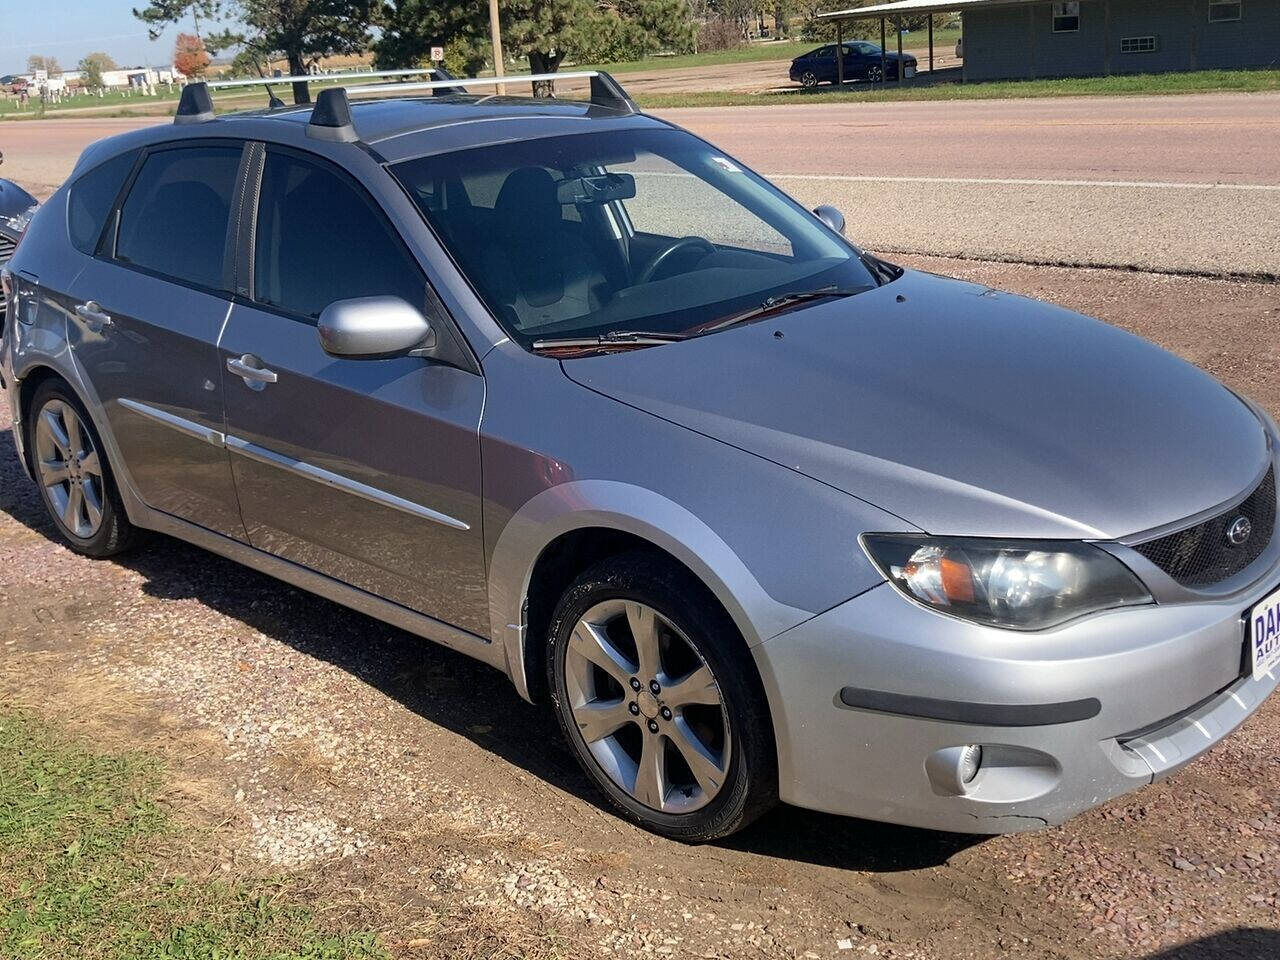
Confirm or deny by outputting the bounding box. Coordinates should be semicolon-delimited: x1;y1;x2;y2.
488;479;815;703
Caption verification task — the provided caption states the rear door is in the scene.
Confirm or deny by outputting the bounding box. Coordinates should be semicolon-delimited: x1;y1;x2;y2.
67;141;248;541
218;145;488;634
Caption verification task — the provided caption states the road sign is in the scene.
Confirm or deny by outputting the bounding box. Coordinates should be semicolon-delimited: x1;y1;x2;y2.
430;46;444;62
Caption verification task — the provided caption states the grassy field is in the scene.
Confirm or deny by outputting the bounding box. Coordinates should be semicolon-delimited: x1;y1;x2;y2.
0;710;387;959
634;66;1280;108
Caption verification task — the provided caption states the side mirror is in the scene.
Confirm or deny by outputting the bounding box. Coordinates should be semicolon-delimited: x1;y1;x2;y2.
813;204;846;236
316;296;436;359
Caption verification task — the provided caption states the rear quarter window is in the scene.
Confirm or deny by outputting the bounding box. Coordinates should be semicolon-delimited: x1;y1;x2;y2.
67;150;138;254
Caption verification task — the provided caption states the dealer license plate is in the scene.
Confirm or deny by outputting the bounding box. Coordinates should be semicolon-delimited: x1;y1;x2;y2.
1249;587;1280;681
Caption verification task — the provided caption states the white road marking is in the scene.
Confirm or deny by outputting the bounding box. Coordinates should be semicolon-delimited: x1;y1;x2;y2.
765;173;1280;193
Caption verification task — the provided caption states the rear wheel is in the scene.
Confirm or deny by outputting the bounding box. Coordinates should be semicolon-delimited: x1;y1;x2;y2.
28;379;137;557
547;552;777;841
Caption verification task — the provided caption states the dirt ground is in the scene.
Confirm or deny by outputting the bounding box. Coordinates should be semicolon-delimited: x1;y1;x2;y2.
2;255;1279;959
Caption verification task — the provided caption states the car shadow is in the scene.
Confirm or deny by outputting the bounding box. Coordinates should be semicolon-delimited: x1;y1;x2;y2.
1142;929;1280;959
0;423;979;872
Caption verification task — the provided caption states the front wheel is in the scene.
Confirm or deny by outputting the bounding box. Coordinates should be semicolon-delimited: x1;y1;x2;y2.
547;553;777;842
866;64;884;83
799;70;819;89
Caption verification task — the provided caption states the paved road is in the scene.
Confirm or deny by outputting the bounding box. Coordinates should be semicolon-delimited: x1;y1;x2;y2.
4;92;1278;275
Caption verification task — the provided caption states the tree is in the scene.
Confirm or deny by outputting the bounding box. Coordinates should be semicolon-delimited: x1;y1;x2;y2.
78;52;117;91
26;55;62;76
377;0;696;97
134;0;222;41
135;0;380;103
374;0;489;77
174;32;211;77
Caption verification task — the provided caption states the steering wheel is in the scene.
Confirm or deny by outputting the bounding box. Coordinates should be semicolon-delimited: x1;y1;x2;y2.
637;236;716;285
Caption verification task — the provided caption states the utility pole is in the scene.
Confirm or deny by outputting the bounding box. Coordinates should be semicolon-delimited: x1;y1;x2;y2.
488;0;506;95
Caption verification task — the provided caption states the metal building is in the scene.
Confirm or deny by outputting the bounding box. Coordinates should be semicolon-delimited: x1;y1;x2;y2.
819;0;1280;82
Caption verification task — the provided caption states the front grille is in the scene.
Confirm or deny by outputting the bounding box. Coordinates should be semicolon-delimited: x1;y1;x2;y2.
1133;467;1276;587
0;233;15;266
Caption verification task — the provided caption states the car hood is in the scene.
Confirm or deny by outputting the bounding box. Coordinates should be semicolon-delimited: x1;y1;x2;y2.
561;270;1270;539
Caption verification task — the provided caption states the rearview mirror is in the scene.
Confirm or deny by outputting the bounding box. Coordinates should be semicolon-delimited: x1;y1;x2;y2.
813;204;846;235
557;172;636;206
317;296;436;359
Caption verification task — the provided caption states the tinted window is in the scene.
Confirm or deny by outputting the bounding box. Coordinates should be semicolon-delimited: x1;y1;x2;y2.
253;152;424;320
68;150;137;254
115;145;240;289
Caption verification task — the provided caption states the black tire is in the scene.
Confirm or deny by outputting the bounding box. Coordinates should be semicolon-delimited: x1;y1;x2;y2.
866;64;884;83
27;378;138;558
799;70;819;89
547;551;777;842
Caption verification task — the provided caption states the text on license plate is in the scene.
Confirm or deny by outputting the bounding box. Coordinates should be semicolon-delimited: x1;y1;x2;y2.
1250;586;1280;681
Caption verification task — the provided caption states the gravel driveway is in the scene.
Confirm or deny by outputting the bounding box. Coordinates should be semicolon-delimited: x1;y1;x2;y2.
2;254;1279;959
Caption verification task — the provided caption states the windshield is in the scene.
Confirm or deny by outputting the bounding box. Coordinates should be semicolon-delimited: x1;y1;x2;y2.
392;128;878;351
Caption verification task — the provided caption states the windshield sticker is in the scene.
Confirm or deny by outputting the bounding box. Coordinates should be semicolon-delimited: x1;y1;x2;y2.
710;156;742;173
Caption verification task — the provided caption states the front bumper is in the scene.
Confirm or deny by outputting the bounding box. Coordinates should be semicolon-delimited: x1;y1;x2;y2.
754;555;1280;834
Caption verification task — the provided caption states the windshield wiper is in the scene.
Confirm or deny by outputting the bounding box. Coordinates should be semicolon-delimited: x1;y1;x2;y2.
688;285;866;336
531;330;690;352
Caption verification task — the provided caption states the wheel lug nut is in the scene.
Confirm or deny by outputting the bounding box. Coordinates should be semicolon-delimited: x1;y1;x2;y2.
661;707;672;721
647;720;659;734
629;677;641;691
649;680;660;695
629;702;640;716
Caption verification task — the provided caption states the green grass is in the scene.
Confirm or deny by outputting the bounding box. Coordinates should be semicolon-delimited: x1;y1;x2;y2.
0;710;387;960
635;66;1280;108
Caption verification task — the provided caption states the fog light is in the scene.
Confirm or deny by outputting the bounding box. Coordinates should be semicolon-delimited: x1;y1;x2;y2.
925;744;986;795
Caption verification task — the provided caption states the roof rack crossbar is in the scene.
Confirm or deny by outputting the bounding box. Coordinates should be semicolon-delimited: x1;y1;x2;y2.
205;67;448;91
350;70;638;113
175;67;636;129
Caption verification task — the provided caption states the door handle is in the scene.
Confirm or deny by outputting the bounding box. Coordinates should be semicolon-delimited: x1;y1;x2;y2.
74;300;113;332
227;354;278;386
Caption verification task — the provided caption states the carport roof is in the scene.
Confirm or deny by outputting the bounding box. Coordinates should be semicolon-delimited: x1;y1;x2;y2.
818;0;1034;21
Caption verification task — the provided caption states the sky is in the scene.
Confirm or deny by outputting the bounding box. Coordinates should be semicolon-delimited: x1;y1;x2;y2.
0;0;205;76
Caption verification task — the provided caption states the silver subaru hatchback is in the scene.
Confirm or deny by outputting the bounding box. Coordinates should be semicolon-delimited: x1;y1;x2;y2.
3;74;1278;842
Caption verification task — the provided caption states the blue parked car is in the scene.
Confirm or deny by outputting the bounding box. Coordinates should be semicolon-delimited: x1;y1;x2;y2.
790;42;918;87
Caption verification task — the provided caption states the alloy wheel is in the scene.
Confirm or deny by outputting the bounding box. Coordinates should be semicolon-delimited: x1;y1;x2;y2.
564;599;732;814
800;70;818;88
867;64;884;83
34;399;105;539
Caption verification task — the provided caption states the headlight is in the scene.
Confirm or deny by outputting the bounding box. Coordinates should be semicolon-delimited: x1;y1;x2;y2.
3;207;35;233
861;535;1151;630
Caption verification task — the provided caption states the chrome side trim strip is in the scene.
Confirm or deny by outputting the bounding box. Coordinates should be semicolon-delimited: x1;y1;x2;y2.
223;435;471;531
118;397;225;447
